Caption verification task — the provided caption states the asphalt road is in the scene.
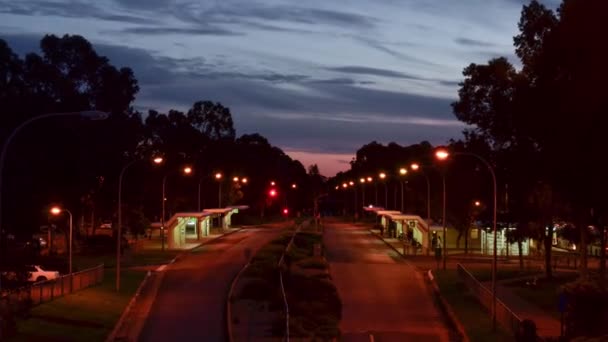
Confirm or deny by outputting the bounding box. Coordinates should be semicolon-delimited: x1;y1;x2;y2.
138;226;283;342
324;221;451;342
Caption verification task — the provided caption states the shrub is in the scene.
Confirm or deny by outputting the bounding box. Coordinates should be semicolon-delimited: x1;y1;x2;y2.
297;257;328;270
562;279;608;339
238;278;277;301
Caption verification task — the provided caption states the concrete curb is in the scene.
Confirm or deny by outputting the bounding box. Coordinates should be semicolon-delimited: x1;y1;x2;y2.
106;228;244;342
105;270;152;342
426;269;470;342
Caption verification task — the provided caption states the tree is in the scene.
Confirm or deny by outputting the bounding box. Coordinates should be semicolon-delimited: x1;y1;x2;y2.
187;101;236;141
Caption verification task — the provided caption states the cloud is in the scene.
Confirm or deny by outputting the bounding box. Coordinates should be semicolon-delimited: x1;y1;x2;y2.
112;0;172;10
202;4;378;29
121;26;241;36
454;37;495;47
0;1;157;25
326;66;427;80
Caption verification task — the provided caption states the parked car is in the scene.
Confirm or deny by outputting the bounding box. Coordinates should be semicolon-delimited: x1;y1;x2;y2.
26;265;60;282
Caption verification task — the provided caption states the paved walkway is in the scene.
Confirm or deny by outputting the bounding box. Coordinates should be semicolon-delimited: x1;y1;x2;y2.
369;225;565;339
325;221;451;342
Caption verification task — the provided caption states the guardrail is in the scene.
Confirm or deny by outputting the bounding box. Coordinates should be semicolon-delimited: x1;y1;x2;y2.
278;221;305;342
456;263;522;334
2;264;104;307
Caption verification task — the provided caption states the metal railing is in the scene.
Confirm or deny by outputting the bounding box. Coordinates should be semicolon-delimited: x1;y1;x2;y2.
456;263;522;334
278;221;305;342
2;264;104;307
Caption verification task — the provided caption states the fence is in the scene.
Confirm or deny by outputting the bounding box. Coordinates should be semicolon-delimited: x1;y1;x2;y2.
2;264;104;308
456;263;522;334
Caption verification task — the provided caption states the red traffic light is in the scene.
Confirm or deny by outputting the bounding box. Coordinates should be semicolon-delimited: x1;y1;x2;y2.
269;189;277;197
283;208;289;215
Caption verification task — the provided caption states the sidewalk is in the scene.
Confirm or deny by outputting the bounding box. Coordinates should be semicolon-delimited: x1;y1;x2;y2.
371;226;563;339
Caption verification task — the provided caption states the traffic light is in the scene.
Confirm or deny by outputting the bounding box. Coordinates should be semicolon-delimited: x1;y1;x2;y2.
283;208;289;215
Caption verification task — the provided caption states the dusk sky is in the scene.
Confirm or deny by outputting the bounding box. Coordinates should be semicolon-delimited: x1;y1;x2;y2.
0;0;559;176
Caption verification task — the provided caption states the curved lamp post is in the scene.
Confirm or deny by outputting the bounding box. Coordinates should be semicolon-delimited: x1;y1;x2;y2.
161;166;193;251
435;148;498;331
0;110;108;292
116;156;163;291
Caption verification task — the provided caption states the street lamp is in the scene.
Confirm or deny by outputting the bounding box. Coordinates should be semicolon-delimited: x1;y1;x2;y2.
215;172;223;208
0;110;108;292
161;166;193;251
359;178;366;208
50;206;73;290
435;147;498;331
379;172;388;209
474;200;481;207
116;156;163;291
409;163;431;222
291;183;297;189
398;168;408;212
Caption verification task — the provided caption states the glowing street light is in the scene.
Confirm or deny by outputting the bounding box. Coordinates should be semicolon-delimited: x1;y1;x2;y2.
435;147;498;331
233;176;239;182
50;206;73;289
435;149;449;161
410;162;431;222
398;168;408;212
161;166;193;251
215;172;223;180
378;173;388;208
349;181;354;186
360;178;365;183
269;189;278;197
367;177;372;182
117;155;163;291
342;183;348;188
270;181;276;186
474;200;481;207
242;177;248;184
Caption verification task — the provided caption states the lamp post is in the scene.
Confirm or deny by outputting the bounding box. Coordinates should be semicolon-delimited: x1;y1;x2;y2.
215;172;223;208
197;178;204;212
379;173;388;208
435;148;498;331
348;181;357;219
50;206;73;290
399;168;407;212
359;178;366;209
116;156;163;292
410;163;431;222
0;110;108;292
161;166;193;251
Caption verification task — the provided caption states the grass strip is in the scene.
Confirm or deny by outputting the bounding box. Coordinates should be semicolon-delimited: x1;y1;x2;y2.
11;269;147;342
434;270;513;342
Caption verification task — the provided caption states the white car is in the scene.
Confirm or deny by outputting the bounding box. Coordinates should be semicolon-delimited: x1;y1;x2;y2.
27;265;60;283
